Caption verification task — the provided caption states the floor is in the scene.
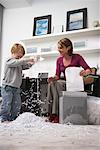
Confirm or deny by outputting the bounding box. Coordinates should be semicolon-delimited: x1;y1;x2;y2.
0;112;100;150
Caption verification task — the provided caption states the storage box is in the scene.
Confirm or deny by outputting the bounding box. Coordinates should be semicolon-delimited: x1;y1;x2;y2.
87;96;100;125
59;91;88;125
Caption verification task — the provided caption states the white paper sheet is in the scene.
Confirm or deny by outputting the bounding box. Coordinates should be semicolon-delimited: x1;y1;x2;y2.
65;67;84;91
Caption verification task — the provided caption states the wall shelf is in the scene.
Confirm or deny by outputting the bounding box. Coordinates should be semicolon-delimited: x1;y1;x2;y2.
21;27;100;57
74;47;100;54
24;48;100;59
21;27;100;45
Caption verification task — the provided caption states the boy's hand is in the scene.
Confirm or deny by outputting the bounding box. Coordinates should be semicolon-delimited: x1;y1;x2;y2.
28;58;35;65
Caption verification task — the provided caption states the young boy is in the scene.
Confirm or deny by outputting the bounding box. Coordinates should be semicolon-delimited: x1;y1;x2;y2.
0;43;35;122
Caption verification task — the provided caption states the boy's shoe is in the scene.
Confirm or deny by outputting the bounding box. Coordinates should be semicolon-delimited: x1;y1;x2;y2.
0;118;10;123
1;120;11;123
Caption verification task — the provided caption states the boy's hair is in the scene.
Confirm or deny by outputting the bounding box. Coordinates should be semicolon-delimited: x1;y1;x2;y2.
58;38;73;56
11;43;25;55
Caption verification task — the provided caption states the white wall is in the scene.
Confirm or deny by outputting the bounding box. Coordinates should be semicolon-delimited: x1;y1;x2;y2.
0;4;3;85
1;0;100;84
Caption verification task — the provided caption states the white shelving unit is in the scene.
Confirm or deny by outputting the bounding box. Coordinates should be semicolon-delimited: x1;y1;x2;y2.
21;27;100;57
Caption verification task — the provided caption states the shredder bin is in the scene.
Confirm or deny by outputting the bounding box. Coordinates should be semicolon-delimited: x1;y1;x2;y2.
59;91;88;125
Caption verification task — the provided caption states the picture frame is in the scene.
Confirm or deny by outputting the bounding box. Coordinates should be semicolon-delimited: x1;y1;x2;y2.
33;15;52;36
66;8;87;31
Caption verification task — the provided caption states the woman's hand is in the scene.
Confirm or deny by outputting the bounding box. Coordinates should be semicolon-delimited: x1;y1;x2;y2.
80;69;91;76
47;75;59;83
47;77;54;83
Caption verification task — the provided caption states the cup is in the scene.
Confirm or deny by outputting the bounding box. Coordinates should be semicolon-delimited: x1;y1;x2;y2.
93;20;99;27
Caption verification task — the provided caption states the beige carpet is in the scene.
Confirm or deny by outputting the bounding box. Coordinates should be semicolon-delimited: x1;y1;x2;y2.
0;112;100;150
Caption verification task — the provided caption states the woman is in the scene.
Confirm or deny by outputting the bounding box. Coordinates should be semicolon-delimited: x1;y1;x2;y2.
47;38;91;123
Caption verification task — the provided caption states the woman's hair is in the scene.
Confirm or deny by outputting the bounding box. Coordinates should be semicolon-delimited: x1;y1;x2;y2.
58;38;73;56
11;43;25;55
